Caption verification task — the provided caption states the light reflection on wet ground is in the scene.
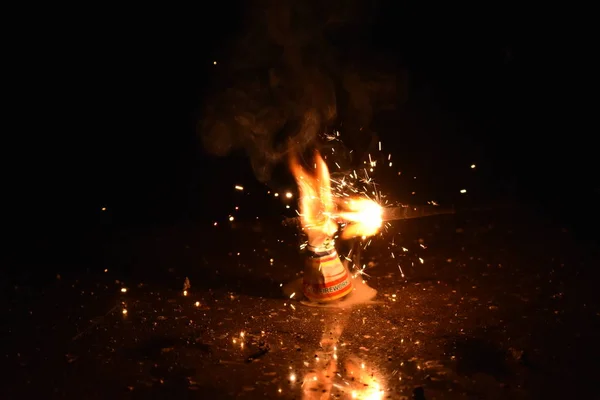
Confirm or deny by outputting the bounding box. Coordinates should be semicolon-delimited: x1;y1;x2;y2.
4;207;600;399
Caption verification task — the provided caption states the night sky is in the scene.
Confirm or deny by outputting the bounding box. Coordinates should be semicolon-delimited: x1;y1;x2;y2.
4;2;597;269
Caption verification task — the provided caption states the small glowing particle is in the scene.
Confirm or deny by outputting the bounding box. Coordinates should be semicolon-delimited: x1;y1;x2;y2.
285;205;290;209
235;206;239;210
274;193;279;197
270;258;274;263
213;61;217;65
389;162;393;167
289;373;296;382
194;301;200;307
234;185;244;191
285;192;293;198
213;222;218;226
240;331;245;338
278;388;282;393
183;290;188;296
229;216;234;221
419;257;424;264
471;164;476;169
120;288;127;293
361;363;365;369
233;338;237;344
460;189;467;194
122;309;128;315
104;269;108;273
290;292;295;299
101;207;106;211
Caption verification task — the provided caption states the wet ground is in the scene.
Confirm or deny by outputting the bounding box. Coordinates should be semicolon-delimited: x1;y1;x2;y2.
3;206;599;399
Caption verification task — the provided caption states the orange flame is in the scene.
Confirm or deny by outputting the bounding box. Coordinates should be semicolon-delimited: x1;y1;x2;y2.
289;150;383;242
289;150;338;247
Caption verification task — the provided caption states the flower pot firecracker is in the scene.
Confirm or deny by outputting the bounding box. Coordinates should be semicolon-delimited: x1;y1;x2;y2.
289;150;383;303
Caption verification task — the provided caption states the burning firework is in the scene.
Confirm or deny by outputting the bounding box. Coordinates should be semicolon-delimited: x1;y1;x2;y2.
289;149;384;302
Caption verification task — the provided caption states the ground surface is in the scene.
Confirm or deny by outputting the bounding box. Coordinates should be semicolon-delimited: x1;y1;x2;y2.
3;206;599;399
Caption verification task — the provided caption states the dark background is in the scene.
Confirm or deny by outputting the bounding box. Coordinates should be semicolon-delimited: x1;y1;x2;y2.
3;2;597;281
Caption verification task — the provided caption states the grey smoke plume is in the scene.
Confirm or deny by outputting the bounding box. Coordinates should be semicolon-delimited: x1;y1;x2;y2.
200;0;397;183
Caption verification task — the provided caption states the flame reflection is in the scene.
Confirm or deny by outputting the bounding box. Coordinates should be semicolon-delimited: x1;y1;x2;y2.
301;312;386;400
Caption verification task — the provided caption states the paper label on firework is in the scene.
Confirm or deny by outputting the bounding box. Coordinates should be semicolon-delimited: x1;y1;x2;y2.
303;247;353;302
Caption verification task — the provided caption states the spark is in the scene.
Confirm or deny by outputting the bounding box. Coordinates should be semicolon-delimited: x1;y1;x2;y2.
183;290;188;296
120;288;127;293
471;164;476;169
213;61;217;65
229;216;234;221
234;185;244;191
397;264;405;278
101;207;106;211
289;373;296;382
460;189;467;193
285;192;293;198
274;193;279;197
419;257;424;264
122;309;128;315
240;331;245;338
290;292;296;299
194;301;200;307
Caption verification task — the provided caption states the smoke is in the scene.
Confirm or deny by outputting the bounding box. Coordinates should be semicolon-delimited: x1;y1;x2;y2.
200;0;397;183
